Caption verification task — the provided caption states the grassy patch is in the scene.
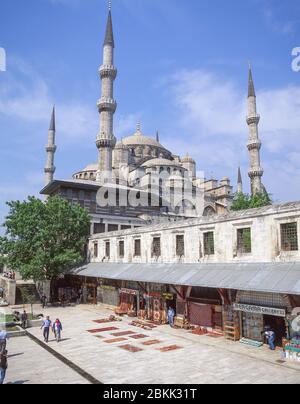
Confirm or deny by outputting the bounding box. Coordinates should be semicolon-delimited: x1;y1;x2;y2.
0;326;19;332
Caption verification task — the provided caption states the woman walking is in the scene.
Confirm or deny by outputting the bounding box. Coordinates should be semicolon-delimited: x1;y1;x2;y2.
53;319;63;342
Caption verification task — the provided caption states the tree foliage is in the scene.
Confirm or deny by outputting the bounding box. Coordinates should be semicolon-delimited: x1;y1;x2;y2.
0;196;90;282
231;192;272;211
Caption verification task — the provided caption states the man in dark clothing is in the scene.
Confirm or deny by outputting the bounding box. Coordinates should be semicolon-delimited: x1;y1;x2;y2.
0;331;8;353
41;316;52;343
21;310;28;329
0;350;8;384
41;295;47;309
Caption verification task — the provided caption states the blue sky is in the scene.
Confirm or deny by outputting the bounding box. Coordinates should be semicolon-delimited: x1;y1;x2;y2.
0;0;300;228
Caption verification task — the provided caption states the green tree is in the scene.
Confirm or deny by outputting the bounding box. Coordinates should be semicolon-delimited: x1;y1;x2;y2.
230;193;251;211
231;192;272;211
20;288;36;318
0;196;90;298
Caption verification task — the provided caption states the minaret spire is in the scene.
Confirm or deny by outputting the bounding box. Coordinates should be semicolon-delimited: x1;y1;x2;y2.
44;106;57;186
96;6;117;182
237;166;243;193
246;65;264;195
156;130;159;143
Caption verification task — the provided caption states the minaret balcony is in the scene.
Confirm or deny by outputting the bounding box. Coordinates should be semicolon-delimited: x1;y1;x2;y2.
96;135;116;149
99;65;117;80
248;168;264;178
45;145;57;153
44;166;56;174
247;140;262;150
97;97;117;113
246;115;260;125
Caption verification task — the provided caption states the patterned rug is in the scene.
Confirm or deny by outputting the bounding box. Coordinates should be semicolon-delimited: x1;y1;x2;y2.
158;345;183;352
118;344;143;353
87;327;119;333
142;340;162;346
103;338;128;344
130;334;149;339
111;331;136;337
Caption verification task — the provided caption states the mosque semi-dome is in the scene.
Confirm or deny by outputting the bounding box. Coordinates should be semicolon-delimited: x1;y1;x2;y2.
142;158;184;169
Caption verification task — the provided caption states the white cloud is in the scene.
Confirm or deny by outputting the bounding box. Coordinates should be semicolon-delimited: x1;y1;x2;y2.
162;68;300;201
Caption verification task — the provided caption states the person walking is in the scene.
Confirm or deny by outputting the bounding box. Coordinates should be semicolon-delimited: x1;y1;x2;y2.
41;316;52;343
0;350;8;385
167;307;175;328
264;327;276;351
53;319;63;342
0;330;8;353
41;295;47;309
21;310;28;329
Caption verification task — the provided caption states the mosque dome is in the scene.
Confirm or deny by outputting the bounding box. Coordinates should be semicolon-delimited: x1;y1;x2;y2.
142;158;183;169
118;123;171;154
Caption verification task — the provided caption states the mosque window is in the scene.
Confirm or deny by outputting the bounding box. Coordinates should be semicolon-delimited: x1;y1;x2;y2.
94;223;105;234
281;223;298;251
134;239;141;257
119;241;125;258
105;241;110;258
203;232;215;255
93;243;98;259
176;235;185;257
108;224;118;232
237;228;252;254
152;237;161;258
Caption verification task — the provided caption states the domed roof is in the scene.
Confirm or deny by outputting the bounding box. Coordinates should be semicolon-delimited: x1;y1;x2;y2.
181;153;195;164
142;158;184;169
82;163;98;172
115;139;127;149
119;123;169;150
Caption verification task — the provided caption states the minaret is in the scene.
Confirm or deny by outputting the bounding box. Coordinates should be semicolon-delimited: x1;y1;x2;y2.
96;4;117;182
247;66;264;195
44;106;57;186
156;130;160;143
237;166;243;193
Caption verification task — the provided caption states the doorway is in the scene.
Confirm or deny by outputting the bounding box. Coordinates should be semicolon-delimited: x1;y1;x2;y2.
263;315;286;346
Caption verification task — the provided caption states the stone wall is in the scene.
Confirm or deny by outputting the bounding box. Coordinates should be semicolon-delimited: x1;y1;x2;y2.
88;202;300;265
0;276;16;305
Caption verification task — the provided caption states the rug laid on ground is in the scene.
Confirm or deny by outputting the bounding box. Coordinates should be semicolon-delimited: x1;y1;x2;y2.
142;340;162;346
130;334;149;339
157;345;183;352
111;331;136;337
103;338;128;344
118;344;143;353
87;327;119;333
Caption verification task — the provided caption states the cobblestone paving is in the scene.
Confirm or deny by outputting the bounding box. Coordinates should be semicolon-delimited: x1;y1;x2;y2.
7;305;300;384
5;336;90;384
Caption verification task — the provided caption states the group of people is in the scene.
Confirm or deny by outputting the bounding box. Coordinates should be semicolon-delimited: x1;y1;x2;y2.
41;316;63;343
0;331;8;385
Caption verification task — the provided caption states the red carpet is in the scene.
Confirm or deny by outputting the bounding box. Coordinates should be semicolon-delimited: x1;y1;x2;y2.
118;344;143;353
87;327;119;333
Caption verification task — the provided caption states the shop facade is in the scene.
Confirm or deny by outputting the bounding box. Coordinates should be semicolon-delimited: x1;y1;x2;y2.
186;287;223;331
230;291;296;346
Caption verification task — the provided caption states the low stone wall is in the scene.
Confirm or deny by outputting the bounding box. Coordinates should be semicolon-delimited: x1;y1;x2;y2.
0;276;16;306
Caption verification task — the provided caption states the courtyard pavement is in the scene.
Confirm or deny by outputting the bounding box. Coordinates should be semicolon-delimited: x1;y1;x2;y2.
5;336;90;384
5;304;300;384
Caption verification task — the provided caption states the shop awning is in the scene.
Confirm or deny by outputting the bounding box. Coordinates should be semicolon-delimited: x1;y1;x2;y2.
71;262;300;296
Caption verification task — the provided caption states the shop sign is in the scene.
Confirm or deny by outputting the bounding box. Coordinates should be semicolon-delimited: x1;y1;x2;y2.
162;293;174;300
233;303;286;318
98;285;116;291
120;288;138;296
147;292;162;298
